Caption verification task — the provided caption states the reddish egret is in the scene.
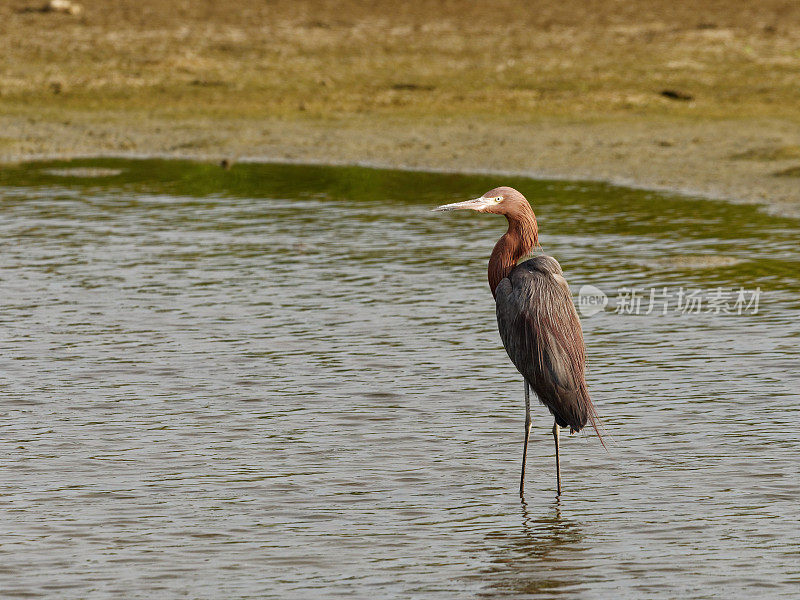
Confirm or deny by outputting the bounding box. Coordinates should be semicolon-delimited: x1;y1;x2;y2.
433;186;599;496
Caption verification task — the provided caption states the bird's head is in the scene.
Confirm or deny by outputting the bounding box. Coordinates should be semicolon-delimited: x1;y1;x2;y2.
433;185;540;295
432;186;531;218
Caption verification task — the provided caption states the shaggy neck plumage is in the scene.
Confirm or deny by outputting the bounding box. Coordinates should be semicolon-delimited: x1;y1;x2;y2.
488;207;538;297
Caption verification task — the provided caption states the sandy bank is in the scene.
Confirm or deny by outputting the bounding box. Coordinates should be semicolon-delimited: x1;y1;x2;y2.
2;1;799;211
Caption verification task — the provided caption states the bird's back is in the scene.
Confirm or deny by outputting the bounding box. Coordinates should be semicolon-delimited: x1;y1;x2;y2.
494;256;595;432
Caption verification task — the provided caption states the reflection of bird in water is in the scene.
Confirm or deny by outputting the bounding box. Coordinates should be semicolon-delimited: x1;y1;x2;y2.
520;497;564;537
476;500;584;595
434;187;602;497
522;497;552;529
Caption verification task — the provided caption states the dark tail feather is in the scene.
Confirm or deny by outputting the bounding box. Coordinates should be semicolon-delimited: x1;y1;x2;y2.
566;381;608;449
585;396;608;451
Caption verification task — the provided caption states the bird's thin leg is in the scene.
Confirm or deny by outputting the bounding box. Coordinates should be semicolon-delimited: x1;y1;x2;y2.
520;382;532;497
553;422;562;496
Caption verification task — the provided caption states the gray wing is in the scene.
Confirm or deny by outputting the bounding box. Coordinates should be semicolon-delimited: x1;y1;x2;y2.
495;257;592;432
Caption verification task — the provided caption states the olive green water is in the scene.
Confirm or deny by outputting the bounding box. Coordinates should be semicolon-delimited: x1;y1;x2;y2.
1;159;798;599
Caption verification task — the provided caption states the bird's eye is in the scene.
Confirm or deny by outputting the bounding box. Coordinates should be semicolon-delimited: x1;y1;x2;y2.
496;196;503;202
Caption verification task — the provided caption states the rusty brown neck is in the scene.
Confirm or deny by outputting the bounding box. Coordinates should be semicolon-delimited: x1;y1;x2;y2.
488;208;538;297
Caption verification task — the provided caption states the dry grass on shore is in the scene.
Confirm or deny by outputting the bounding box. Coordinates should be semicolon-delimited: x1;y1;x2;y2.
2;0;799;122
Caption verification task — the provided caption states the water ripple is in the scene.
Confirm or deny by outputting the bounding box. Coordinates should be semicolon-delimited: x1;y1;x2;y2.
0;160;798;599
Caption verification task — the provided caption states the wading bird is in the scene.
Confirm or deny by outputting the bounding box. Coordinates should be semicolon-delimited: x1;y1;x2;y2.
433;187;600;497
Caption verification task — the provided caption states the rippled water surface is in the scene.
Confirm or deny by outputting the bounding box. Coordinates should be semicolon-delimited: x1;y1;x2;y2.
1;159;798;599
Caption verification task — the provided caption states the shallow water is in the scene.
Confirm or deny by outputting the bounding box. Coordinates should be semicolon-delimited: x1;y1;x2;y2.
0;159;798;599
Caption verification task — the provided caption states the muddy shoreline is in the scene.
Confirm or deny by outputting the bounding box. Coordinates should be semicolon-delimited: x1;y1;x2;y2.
3;1;798;213
3;113;798;215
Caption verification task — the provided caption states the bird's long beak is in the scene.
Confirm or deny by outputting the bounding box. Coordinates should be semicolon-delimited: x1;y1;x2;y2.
432;197;492;212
